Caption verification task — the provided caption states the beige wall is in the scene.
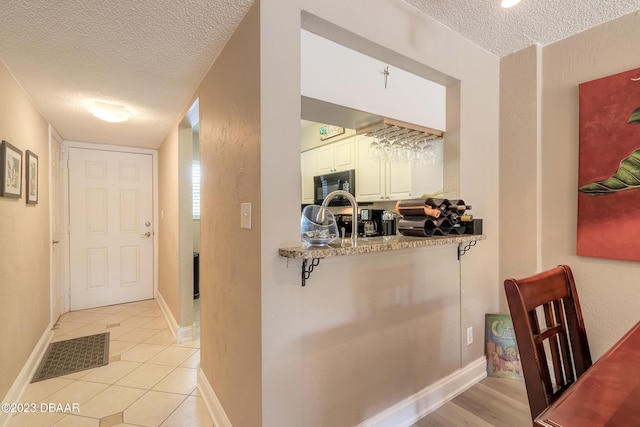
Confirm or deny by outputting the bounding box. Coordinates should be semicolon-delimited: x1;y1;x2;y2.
260;0;500;425
499;45;541;310
0;61;50;399
540;11;640;358
499;11;640;361
197;2;262;426
158;127;181;322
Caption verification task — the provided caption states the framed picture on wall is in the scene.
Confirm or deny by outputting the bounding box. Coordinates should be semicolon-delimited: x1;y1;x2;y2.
577;67;640;261
0;140;23;199
26;150;38;205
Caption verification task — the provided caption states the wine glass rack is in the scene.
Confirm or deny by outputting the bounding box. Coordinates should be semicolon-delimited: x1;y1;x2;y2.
356;117;443;143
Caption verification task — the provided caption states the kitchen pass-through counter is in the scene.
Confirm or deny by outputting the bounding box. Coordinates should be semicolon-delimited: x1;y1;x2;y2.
279;234;485;286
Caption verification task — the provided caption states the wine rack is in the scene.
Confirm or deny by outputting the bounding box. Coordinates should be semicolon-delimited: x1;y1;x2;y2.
396;198;479;237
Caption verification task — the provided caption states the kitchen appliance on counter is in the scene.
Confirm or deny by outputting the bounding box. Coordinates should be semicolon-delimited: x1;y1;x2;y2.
313;170;355;206
359;209;384;237
382;211;399;236
336;209;398;237
336;213;354;237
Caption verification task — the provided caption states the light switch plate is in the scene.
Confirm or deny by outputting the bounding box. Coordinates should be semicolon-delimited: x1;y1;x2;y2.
240;202;252;229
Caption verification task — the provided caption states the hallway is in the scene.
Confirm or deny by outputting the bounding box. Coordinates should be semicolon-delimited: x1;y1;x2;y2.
7;299;211;427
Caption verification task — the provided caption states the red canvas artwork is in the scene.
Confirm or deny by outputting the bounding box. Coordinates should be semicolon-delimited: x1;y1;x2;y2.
577;67;640;261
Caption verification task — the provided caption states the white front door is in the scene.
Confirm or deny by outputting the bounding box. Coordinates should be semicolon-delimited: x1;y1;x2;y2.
69;148;154;310
50;128;65;322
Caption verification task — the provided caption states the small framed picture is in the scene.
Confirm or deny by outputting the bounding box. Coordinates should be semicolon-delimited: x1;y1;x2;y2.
0;140;23;199
26;150;38;205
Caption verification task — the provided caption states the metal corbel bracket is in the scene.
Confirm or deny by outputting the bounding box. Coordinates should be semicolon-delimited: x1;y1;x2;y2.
302;258;321;287
458;240;477;260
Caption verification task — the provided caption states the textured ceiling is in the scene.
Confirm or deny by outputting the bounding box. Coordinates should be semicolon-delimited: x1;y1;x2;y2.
0;0;253;149
1;1;639;149
403;0;640;57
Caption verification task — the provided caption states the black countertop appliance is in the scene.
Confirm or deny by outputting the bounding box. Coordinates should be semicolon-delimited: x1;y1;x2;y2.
359;209;384;237
337;209;397;237
313;169;355;206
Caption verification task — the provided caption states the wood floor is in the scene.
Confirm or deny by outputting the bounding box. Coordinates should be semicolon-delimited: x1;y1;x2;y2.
412;376;532;427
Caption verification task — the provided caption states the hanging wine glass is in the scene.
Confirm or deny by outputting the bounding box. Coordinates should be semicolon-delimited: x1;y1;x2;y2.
405;136;418;163
390;136;403;162
424;140;436;164
368;130;380;160
415;138;428;165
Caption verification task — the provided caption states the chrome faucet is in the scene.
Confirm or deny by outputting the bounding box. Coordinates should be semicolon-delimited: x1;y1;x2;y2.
317;190;358;244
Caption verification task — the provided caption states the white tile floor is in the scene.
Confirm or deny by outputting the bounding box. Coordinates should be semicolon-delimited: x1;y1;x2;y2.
7;299;213;427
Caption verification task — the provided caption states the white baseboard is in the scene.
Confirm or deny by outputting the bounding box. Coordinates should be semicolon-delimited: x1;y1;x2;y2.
357;357;487;427
0;324;53;427
196;356;485;427
177;324;194;343
198;368;233;427
155;292;193;344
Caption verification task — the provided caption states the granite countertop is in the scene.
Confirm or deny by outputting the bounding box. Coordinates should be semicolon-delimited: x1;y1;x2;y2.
278;234;486;259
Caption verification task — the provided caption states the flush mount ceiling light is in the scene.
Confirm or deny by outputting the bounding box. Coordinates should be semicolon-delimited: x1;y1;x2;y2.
90;101;132;123
501;0;522;8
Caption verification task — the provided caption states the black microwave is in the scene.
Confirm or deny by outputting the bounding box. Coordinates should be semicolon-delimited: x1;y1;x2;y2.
313;169;356;206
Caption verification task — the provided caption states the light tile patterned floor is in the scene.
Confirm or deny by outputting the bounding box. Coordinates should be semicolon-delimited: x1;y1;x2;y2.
7;299;212;427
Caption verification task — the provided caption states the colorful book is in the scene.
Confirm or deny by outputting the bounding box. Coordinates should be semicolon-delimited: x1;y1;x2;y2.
485;313;523;380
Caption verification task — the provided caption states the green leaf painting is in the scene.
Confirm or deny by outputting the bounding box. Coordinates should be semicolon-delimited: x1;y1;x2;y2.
579;149;640;194
628;107;640;124
579;108;640;196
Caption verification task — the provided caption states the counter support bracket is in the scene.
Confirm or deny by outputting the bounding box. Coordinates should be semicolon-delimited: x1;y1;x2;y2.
458;240;477;260
302;258;321;287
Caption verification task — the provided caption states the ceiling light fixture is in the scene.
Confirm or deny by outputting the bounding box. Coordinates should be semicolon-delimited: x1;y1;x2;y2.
501;0;522;8
90;101;132;123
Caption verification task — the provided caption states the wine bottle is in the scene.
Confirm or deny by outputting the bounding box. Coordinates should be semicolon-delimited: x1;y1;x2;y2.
447;199;472;213
395;199;443;218
424;206;442;218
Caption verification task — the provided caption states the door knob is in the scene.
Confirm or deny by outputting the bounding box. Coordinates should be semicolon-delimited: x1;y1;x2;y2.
145;222;151;227
140;232;152;238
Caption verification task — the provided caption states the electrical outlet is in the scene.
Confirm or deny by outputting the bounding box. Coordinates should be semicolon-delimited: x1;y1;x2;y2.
466;327;473;345
240;203;252;229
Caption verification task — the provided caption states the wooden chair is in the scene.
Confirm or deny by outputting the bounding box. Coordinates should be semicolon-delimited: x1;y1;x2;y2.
504;265;592;422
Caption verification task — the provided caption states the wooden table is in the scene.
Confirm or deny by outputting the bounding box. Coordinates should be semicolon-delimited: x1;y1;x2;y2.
535;321;640;427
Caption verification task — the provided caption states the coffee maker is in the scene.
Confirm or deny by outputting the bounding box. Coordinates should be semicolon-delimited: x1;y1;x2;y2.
359;209;384;237
335;213;354;237
337;209;397;237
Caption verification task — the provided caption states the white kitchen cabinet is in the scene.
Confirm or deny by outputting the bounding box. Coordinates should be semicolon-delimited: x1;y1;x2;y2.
316;137;355;174
301;150;316;204
386;161;412;200
315;145;333;174
355;135;385;201
300;137;356;203
356;135;435;202
302;134;439;203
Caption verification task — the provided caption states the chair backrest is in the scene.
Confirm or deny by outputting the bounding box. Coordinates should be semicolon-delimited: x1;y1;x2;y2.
504;264;592;421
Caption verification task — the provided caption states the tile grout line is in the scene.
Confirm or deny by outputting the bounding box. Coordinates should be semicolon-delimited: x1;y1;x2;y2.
9;299;206;427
